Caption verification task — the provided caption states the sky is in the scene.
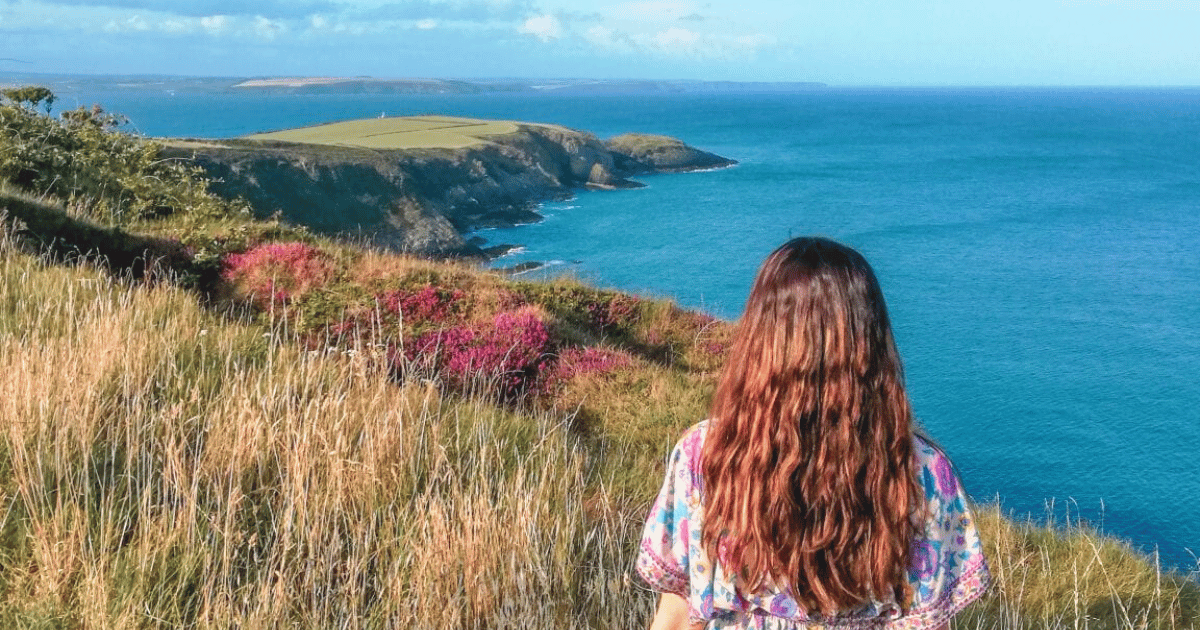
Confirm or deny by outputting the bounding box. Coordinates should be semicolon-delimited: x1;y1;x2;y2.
1;0;1198;84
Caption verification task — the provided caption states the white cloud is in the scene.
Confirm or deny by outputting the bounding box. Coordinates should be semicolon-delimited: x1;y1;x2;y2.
736;33;774;49
579;20;775;59
608;0;700;22
416;18;438;29
585;25;621;49
253;15;285;40
309;14;329;29
103;14;150;32
520;14;561;41
652;26;699;52
200;15;229;34
160;19;189;33
33;0;337;20
332;21;368;35
96;12;249;36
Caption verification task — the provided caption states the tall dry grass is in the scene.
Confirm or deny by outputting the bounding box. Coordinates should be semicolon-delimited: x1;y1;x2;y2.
1;228;1196;629
0;236;653;629
958;505;1199;630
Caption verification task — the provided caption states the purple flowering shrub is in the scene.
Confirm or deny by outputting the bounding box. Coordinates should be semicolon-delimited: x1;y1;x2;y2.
402;307;554;400
536;346;634;398
331;285;466;339
634;308;730;370
553;346;632;379
586;295;640;333
382;285;465;324
512;284;642;338
222;242;334;309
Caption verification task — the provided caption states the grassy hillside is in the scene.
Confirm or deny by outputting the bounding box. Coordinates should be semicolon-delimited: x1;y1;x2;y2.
1;88;1196;629
3;223;1197;629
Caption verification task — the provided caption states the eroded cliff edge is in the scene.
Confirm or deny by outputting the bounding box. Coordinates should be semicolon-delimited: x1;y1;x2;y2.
160;121;735;258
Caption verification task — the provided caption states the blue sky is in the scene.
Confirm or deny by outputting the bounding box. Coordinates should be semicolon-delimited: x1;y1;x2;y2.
1;0;1198;84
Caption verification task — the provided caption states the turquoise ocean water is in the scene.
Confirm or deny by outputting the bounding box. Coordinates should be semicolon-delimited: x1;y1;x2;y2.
64;87;1200;572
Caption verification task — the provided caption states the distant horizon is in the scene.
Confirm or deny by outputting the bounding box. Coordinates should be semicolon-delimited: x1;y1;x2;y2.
3;0;1199;86
3;70;1200;90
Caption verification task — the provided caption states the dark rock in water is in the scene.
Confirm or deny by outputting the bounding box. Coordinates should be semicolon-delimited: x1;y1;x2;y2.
482;243;520;258
606;133;738;174
457;207;543;230
467;235;487;246
497;261;544;275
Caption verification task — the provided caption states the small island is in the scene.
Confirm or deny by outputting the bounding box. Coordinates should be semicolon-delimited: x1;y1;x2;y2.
161;116;736;259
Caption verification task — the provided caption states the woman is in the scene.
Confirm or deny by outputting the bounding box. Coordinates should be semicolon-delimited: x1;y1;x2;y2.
637;237;990;629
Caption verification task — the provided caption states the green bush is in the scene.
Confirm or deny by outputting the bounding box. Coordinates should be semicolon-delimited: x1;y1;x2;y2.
0;95;238;226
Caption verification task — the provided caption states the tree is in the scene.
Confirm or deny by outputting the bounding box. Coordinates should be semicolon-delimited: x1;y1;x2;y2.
1;85;56;114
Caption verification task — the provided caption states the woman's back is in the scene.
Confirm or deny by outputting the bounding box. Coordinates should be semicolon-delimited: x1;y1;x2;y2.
635;238;990;629
637;420;990;628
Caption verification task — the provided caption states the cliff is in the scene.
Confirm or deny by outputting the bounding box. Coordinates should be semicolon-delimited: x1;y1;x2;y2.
160;117;735;258
605;133;738;173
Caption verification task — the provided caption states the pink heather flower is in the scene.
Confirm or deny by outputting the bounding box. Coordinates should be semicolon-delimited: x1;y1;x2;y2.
555;346;632;379
535;346;633;397
221;242;333;308
381;285;464;325
586;295;640;332
404;307;553;400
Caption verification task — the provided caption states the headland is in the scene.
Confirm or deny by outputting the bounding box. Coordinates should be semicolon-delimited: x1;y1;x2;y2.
160;116;736;259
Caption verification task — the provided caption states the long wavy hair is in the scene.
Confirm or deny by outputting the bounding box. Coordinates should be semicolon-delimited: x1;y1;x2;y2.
700;237;921;616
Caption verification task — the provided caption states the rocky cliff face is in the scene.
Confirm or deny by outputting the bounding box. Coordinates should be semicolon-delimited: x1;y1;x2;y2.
162;123;734;258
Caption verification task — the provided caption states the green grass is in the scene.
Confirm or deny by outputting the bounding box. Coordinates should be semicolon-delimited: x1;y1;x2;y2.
245;116;525;149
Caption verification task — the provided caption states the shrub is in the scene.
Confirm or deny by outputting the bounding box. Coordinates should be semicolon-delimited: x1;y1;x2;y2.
587;295;640;334
537;346;634;398
328;284;466;342
221;242;335;309
404;307;553;400
382;285;465;327
0;94;241;226
554;346;632;380
514;283;640;338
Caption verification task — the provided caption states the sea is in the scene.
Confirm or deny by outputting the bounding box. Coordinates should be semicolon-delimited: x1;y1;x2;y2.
50;85;1200;573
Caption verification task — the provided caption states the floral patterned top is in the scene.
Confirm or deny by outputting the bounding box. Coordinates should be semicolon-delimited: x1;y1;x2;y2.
636;420;991;629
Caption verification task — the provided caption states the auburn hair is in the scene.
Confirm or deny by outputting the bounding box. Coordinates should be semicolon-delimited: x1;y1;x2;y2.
700;237;921;616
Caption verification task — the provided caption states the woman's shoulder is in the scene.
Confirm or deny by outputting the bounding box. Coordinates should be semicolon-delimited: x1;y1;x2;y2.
912;432;955;471
681;419;712;446
911;431;969;506
666;419;710;457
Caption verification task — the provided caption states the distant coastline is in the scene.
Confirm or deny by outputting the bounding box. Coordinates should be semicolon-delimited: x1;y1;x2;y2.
0;71;828;97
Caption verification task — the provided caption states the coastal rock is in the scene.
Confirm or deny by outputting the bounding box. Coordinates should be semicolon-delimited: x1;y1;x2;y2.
605;133;737;173
160;120;733;258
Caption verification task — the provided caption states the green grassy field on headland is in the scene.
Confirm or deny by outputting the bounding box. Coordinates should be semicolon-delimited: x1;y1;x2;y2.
1;87;1197;629
246;115;524;149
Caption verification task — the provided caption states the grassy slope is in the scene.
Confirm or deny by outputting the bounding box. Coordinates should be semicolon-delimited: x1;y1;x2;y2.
1;217;1197;628
1;98;1197;628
